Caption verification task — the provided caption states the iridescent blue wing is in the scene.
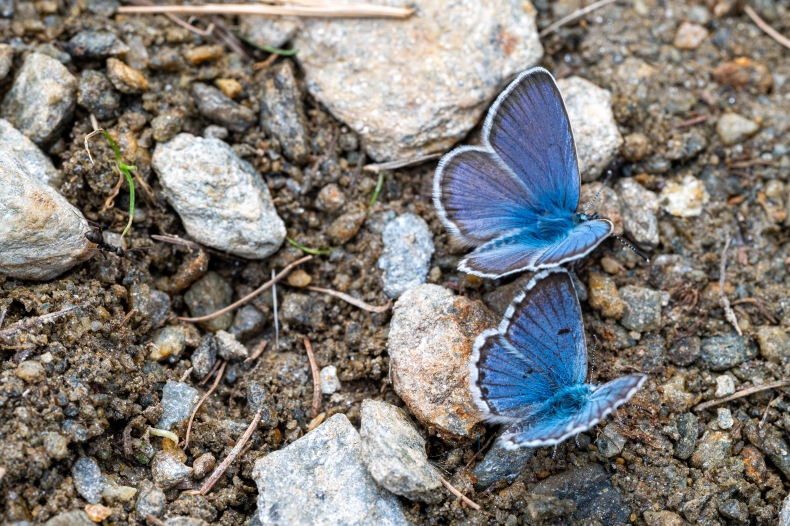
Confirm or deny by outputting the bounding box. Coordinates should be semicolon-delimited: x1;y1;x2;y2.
532;219;613;267
498;374;647;449
484;67;580;217
471;269;586;420
433;146;538;245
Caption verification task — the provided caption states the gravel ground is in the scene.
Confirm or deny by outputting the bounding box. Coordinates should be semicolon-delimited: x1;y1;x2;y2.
1;0;790;525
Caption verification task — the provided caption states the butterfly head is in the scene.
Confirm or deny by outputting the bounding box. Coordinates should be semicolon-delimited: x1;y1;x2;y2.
574;212;599;224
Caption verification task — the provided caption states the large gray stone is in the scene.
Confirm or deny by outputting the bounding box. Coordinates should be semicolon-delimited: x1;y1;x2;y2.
157;381;199;430
472;442;533;490
1;52;77;144
377;213;434;299
699;335;757;371
259;61;310;164
556;77;623;181
0;118;60;187
72;457;105;504
253;413;407;526
616;178;659;250
152;134;285;259
293;0;542;162
0;150;92;280
360;399;442;503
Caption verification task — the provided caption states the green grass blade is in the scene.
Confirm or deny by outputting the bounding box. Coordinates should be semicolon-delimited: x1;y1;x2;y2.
84;129;137;237
367;171;384;211
287;237;334;255
233;31;299;56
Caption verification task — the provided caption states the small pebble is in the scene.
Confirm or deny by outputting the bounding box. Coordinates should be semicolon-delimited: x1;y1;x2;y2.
191;334;217;380
158;381;199;430
148;325;186;362
315;183;346;213
716;113;759;145
615;178;660;250
287;269;312;288
717;407;734;430
699;335;757;371
215;330;249;361
203;125;228;139
718;499;749;522
192;453;216;479
0;43;13;81
84;504;112;522
622;133;650;162
675;412;698;460
72;457;105;504
587;272;625;319
184;44;224;64
43;432;70;460
755;325;790;363
715;375;735;397
600;256;620;274
260;61;311;164
191;82;256;132
151;112;184;143
134;481;166;521
377;213;435;298
77;70;120;120
184;271;234;332
151;451;193;489
712;57;772;94
15;360;44;383
228;305;266;341
619;285;662;332
101;482;137;502
659;175;709;217
106;58;148;93
320;365;341;394
66;30;129;59
327;203;367;244
690;431;732;470
215;78;242;99
673;21;708;50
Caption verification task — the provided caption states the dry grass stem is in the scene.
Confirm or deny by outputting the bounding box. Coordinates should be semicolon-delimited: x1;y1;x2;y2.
694;379;790;412
198;408;263;495
540;0;618;37
305;286;391;313
178;255;313;323
435;470;481;510
304;337;322;418
760;394;782;429
184;361;226;450
118;3;415;18
151;234;245;260
145;514;167;526
673;115;708;128
744;5;790;51
730;297;778;324
120;308;138;328
198;359;224;386
272;269;279;350
244;340;268;364
719;238;742;336
363;153;442;173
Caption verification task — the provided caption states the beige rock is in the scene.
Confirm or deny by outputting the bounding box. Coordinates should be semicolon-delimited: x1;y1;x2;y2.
16;360;45;383
644;510;687;526
659;175;709;217
579;182;623;235
587;272;625;319
673;22;708;50
106;58;148;93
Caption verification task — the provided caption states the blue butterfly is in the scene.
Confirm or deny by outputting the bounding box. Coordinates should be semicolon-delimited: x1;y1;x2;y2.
470;268;646;448
433;67;613;279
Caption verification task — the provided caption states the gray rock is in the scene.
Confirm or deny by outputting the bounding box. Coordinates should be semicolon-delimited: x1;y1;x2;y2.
191;334;217;380
135;481;166;520
780;489;790;526
72;457;105;504
556;77;623;182
202;124;228;140
157;381;199;430
43;432;69;460
667;336;701;367
1;52;77;144
229;305;265;341
717;407;734;429
666;130;707;161
35;42;71;64
377;213;434;299
699;335;757;371
718;499;748;522
716;113;759;145
526;494;577;521
619;285;663;332
315;183;346;213
715;375;735;397
643;511;686;526
215;330;249;361
148;325;186;362
246;381;274;423
320;365;340;394
615;178;659;250
0;44;12;80
659;175;710;217
388;284;495;441
44;511;94;526
596;425;626;458
151;112;184;143
690;431;731;470
0;118;60;187
259;61;310;164
151;451;193;489
253;413;407;526
0;0;10;18
745;420;790;479
191;82;256;133
280;292;323;328
675;412;698;460
755;325;790;363
531;463;630;525
148;289;172;326
472;442;533;490
0;150;92;280
294;0;542;162
153;134;286;259
359;399;442;503
239;16;299;49
192;452;215;479
184;271;234;332
66;31;129;59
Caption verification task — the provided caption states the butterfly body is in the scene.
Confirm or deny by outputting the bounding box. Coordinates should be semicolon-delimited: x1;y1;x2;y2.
470;268;646;449
434;68;614;278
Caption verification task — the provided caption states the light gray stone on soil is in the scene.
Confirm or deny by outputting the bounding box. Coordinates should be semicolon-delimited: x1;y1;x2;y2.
66;30;129;59
253;413;407;526
0;44;12;81
690;431;731;470
228;304;265;341
0;118;60;187
699;335;757;371
596;425;626;458
215;330;249;361
780;489;790;526
320;365;340;394
675;412;698;460
240;16;299;49
619;285;663;332
157;381;199;430
294;0;542;162
377;213;434;298
191;82;256;133
615;178;659;250
184;271;234;332
72;457;105;504
191;334;217;380
135;481;166;520
44;511;95;526
259;61;310;164
152;133;286;259
716;113;759;145
359;399;442;503
78;70;121;121
556;77;623;181
1;52;77;144
0;150;92;280
165;519;209;526
472;442;533;490
151;451;193;489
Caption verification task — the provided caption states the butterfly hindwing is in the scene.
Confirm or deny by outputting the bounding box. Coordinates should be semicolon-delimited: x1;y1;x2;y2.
532;218;614;268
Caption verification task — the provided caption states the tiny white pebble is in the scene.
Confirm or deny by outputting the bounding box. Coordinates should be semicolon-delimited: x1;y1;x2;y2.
320;365;341;395
717;407;734;430
715;375;735;398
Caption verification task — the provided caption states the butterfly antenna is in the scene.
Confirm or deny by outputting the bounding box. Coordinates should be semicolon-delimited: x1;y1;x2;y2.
583;170;615;214
611;234;650;263
627;402;655;417
589;335;597;382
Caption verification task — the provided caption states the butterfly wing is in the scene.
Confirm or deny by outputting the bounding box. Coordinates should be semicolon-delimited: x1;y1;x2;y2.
498;374;647;449
433;146;538;245
471;269;587;420
484;67;581;217
532;218;613;267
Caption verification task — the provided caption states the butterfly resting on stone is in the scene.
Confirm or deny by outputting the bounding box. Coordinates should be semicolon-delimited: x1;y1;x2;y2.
434;67;623;279
470;268;646;448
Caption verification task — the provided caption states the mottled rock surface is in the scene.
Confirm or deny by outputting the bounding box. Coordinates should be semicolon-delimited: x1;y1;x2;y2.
699;335;757;371
191;82;256;132
157;381;199;430
616;178;659;250
294;0;542;161
259;61;310;164
152;134;286;259
72;457;105;504
253;413;407;525
377;213;434;298
659;175;709;217
0;118;60;187
387;284;494;441
472;443;533;490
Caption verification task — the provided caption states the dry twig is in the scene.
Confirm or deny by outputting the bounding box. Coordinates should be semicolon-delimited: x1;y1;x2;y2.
744;5;790;51
198;360;224;386
673;115;709;128
760;394;782;429
145;514;167;526
120;309;138;328
151;234;244;260
434;470;481;510
694;380;790;412
0;306;76;343
719;238;742;336
184;361;226;450
730;297;778;324
118;3;414;18
540;0;618;37
244;340;268;364
363;153;443;173
178;255;313;323
197;409;263;495
305;286;391;313
304;338;322;418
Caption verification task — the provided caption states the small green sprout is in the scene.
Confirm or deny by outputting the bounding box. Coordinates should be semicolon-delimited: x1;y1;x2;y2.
84;129;137;237
233;31;299;56
287;237;334;255
133;451;149;465
367;171;384;211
